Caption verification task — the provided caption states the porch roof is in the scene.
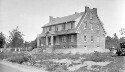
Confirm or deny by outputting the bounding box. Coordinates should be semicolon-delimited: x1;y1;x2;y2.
39;29;77;37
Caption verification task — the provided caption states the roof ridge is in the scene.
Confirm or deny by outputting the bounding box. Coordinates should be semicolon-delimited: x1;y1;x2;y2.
54;12;84;19
42;12;85;27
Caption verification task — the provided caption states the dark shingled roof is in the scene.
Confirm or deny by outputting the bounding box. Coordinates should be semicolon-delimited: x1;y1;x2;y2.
42;12;84;27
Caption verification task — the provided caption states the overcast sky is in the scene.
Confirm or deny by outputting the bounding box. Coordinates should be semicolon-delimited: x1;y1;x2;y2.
0;0;125;41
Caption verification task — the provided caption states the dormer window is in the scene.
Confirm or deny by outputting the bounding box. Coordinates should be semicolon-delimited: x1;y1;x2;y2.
62;24;66;30
84;22;87;29
49;26;51;31
71;22;74;29
56;25;58;31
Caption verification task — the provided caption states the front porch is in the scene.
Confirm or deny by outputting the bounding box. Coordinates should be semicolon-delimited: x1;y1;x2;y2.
37;32;77;50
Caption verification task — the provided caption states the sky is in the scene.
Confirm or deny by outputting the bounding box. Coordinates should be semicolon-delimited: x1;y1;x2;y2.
0;0;125;41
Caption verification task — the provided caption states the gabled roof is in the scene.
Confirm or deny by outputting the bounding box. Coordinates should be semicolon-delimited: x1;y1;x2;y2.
42;12;84;27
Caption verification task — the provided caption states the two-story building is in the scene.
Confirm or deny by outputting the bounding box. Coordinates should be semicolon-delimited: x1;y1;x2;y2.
37;6;106;50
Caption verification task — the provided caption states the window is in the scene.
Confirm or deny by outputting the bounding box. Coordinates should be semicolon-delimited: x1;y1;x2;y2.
91;24;93;30
97;36;99;42
68;23;71;29
56;25;58;31
91;36;94;42
84;46;87;48
97;24;99;30
62;36;66;42
84;35;87;42
71;35;74;42
89;12;93;20
49;26;51;31
71;22;74;29
55;36;59;45
63;24;66;30
63;46;66;48
84;22;87;29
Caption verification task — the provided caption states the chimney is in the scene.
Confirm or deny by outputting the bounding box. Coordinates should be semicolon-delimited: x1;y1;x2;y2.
49;16;54;22
93;8;97;14
85;6;89;13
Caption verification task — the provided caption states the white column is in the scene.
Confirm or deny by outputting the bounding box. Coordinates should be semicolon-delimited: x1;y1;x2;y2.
46;36;48;45
51;36;53;45
37;37;40;47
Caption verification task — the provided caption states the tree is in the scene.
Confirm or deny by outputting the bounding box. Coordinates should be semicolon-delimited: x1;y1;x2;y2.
9;26;24;48
0;32;6;48
30;39;37;49
113;33;119;49
120;28;125;37
24;41;30;48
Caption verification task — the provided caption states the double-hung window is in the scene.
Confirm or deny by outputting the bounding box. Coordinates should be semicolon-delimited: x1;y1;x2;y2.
71;35;74;42
91;36;94;42
84;22;87;29
62;36;66;42
84;35;87;42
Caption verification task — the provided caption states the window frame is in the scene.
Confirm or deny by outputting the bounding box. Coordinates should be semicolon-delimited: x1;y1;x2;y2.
97;24;99;30
84;22;87;29
71;35;74;42
84;35;87;42
97;36;99;42
62;36;66;42
91;36;94;42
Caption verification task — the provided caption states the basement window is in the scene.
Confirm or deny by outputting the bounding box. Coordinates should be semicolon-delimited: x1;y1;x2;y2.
84;46;87;48
63;46;66;48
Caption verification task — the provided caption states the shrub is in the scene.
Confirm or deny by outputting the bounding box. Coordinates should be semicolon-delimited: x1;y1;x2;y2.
0;51;13;60
84;51;113;62
7;52;31;64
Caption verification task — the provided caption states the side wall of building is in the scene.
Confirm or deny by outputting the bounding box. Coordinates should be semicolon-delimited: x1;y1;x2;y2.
77;7;105;49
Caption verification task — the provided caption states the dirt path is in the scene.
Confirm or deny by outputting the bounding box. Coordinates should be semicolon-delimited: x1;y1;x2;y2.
0;61;48;72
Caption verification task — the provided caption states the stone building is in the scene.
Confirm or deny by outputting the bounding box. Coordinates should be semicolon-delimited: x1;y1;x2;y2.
37;6;106;50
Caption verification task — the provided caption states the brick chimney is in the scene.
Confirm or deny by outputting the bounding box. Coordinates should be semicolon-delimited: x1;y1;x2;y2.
93;8;97;14
49;16;54;22
85;6;90;13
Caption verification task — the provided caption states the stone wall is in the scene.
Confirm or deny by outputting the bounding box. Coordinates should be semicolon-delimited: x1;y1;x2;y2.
77;7;106;49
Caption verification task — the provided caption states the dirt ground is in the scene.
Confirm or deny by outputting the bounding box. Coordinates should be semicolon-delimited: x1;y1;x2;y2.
106;56;125;72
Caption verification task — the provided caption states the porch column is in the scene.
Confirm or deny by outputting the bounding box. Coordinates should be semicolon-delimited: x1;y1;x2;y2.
46;36;48;45
37;37;40;47
51;36;53;45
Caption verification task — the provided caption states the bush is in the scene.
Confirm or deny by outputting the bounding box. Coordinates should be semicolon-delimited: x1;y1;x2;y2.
7;52;31;64
84;51;113;62
0;51;13;60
